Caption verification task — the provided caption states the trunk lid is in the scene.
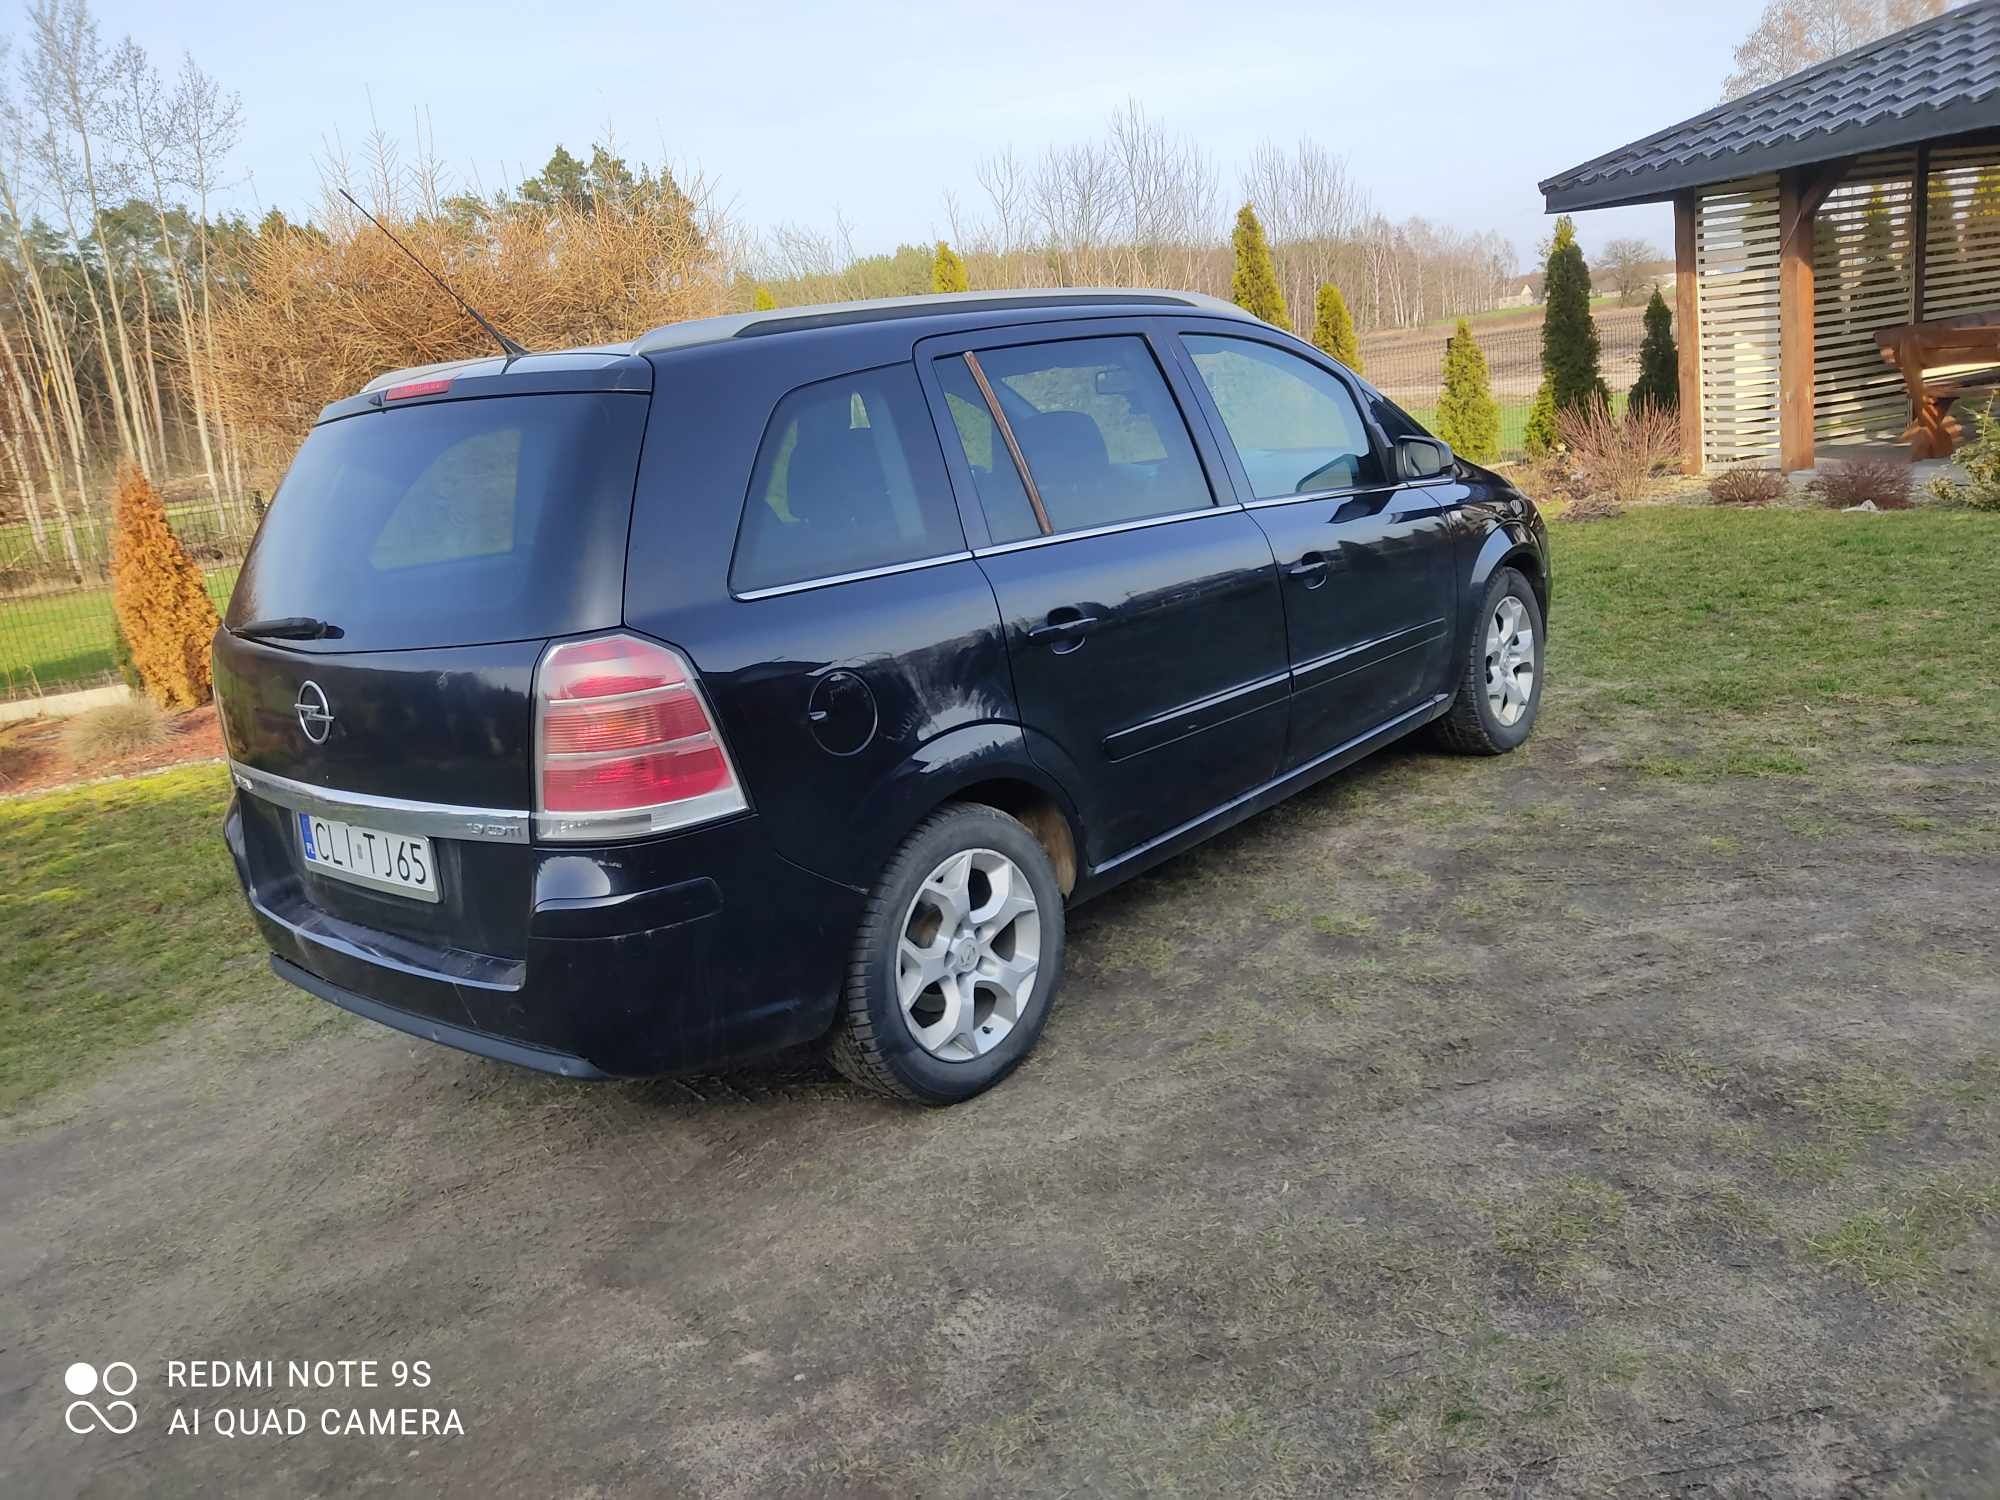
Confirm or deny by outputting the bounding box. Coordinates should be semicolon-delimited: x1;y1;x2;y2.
219;368;651;796
216;365;651;962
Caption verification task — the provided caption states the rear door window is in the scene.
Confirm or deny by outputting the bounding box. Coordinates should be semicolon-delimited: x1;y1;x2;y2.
1182;335;1384;497
938;335;1212;543
226;392;646;652
731;363;964;593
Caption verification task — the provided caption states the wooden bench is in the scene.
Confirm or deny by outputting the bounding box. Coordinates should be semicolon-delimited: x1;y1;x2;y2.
1874;312;2000;459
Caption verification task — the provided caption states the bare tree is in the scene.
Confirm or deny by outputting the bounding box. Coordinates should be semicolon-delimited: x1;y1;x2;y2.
1598;237;1664;304
24;0;151;471
1242;137;1366;330
1723;0;1945;98
174;50;243;507
111;38;230;521
973;146;1028;258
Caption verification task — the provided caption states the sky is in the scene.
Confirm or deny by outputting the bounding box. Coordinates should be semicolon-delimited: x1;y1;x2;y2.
78;0;1764;272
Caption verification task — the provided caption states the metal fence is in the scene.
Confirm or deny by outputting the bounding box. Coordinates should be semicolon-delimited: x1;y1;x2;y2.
0;502;256;705
1358;301;1647;460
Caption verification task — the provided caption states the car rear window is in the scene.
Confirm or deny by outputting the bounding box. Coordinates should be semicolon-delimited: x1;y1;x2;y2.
227;392;646;652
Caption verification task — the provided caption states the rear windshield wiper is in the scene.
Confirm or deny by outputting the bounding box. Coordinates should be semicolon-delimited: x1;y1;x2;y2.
234;615;343;641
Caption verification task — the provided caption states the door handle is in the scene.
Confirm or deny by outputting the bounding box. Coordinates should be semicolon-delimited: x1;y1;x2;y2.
1028;613;1098;652
1284;554;1329;589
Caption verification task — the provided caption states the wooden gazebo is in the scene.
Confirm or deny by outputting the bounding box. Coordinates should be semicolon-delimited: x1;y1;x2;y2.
1540;1;2000;473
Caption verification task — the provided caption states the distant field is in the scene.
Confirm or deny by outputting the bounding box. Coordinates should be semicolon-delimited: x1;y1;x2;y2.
1361;300;1645;404
0;569;237;699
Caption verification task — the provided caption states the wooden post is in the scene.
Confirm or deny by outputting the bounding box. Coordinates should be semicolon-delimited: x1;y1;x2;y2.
1778;171;1816;472
1674;192;1703;474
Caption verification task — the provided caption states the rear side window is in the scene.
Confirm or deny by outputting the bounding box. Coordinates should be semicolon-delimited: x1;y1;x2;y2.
731;364;963;593
227;393;645;652
1183;335;1384;497
953;335;1212;542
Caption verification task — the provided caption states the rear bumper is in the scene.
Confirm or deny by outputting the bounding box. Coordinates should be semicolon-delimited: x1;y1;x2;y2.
226;795;864;1078
272;956;610;1078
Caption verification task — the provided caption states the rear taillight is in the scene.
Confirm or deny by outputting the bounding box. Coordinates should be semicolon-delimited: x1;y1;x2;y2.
534;633;747;841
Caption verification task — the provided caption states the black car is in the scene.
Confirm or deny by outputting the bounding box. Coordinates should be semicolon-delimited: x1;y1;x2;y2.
215;289;1548;1105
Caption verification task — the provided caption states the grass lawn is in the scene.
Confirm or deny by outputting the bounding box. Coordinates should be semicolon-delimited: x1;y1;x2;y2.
0;762;279;1111
0;566;237;698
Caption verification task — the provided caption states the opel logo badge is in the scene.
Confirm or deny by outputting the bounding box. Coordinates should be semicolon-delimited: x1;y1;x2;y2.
294;681;334;744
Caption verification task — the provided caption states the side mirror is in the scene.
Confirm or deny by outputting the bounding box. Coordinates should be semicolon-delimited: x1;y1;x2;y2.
1395;436;1453;481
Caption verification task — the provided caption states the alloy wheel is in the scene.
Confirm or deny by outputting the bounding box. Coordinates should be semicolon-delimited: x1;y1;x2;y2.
896;848;1041;1062
1485;595;1536;727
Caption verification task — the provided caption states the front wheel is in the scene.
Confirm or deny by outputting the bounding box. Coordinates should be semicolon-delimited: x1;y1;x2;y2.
1430;566;1544;755
829;803;1066;1105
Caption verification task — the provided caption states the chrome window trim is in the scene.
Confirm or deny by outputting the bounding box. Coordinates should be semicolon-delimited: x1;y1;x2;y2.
229;760;530;845
1242;485;1372;511
973;504;1223;557
730;550;974;601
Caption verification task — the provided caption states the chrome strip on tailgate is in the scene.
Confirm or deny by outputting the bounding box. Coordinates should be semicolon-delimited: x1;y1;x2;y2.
229;760;530;845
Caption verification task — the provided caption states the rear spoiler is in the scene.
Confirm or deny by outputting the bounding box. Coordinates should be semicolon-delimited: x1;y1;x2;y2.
317;351;653;425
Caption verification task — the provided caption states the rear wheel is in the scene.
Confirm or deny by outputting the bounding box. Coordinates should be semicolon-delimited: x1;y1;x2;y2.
829;804;1066;1105
1430;565;1543;755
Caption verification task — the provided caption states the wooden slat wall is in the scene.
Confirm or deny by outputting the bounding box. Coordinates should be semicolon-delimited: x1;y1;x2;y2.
1812;152;1918;444
1922;142;2000;320
1696;176;1782;466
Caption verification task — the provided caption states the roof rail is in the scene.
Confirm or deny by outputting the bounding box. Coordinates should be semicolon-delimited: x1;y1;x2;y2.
630;287;1247;355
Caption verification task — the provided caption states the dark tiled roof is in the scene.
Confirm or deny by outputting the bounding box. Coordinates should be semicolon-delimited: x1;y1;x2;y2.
1540;0;2000;212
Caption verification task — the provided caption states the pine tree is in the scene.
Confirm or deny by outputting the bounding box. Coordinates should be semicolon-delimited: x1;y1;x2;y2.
109;462;219;709
1310;283;1362;371
1627;288;1679;416
1540;216;1608;415
1230;204;1290;330
931;241;969;294
1523;381;1558;459
1433;319;1500;464
752;285;776;311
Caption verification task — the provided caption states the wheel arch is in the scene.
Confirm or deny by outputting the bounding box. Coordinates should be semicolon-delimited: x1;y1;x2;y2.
848;722;1085;897
1469;523;1549;619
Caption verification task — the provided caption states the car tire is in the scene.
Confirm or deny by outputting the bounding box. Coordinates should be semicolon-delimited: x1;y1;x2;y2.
1429;565;1544;756
829;803;1066;1106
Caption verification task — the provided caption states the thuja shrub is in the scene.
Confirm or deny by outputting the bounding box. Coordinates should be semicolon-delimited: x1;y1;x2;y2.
109;462;219;709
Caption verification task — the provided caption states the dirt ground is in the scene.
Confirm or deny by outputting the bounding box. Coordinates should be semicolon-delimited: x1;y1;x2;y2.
4;687;1996;1496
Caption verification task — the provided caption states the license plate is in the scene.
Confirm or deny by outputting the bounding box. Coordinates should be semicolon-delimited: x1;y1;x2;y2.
297;812;440;903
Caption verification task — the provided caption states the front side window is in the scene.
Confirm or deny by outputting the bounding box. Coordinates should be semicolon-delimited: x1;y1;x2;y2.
1183;335;1384;499
731;364;963;593
941;335;1211;542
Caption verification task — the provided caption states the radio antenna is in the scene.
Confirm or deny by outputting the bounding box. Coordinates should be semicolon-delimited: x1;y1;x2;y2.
338;187;529;362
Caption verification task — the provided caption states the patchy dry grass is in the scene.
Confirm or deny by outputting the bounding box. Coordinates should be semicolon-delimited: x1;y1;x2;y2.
1811;1179;2000;1289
